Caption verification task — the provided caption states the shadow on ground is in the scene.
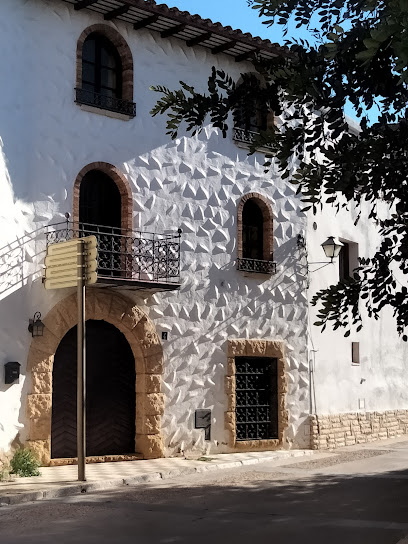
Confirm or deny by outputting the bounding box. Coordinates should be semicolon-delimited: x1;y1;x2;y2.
1;464;408;544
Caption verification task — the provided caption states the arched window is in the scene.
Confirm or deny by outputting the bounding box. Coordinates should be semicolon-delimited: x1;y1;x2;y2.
73;163;133;278
82;33;122;99
233;74;276;147
75;25;135;117
237;193;275;274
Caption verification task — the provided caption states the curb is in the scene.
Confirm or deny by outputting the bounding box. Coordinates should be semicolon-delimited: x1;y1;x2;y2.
0;450;314;506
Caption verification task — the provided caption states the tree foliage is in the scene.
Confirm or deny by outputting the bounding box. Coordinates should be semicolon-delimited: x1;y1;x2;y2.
151;0;408;339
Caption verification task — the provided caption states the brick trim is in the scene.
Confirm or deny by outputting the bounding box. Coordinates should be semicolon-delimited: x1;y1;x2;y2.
72;162;133;232
237;193;273;261
76;24;133;102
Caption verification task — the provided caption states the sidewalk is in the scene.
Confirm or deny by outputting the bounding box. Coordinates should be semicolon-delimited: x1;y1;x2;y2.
0;449;315;506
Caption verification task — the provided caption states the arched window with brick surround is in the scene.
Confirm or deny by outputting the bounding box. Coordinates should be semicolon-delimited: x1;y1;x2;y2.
237;193;276;275
73;163;133;279
75;25;136;118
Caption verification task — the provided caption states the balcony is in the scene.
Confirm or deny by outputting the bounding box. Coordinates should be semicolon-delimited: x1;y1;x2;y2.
233;127;273;150
237;257;276;275
75;88;136;118
46;222;181;291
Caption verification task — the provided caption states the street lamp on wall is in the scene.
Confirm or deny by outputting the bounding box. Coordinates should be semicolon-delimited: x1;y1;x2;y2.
321;236;343;262
28;312;45;337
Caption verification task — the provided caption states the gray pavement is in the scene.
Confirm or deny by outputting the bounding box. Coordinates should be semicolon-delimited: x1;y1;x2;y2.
1;439;408;544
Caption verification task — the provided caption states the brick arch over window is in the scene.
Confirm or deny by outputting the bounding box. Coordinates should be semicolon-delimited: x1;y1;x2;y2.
73;162;133;232
237;193;274;262
76;24;133;101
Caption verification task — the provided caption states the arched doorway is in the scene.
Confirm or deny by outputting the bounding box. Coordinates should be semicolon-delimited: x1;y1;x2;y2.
79;169;122;229
79;169;122;277
51;320;136;458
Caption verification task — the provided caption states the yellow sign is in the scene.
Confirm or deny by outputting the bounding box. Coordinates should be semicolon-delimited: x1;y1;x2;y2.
47;236;97;255
44;248;97;269
44;272;97;291
44;236;98;290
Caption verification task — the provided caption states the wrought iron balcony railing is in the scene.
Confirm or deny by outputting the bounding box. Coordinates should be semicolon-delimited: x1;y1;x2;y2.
75;88;137;118
46;222;181;290
233;127;273;150
237;257;277;275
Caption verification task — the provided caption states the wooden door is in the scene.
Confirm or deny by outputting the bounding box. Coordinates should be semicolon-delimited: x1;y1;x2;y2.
51;320;136;458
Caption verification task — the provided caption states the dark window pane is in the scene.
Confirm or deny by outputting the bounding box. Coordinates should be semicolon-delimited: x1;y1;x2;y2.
82;62;95;85
242;199;264;260
101;68;117;90
339;242;350;281
81;33;122;99
83;38;96;63
82;82;94;92
101;46;117;69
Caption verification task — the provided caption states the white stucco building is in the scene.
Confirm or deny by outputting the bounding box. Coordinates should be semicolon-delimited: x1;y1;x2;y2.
0;0;407;466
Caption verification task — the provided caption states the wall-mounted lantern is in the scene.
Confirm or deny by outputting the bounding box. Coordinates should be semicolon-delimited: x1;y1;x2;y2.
5;362;20;384
321;236;344;262
28;312;45;337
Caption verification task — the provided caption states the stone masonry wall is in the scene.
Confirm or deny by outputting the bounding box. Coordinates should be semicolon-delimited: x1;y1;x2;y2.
311;410;408;450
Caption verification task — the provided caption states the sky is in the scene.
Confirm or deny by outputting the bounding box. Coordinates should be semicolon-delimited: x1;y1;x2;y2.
161;0;360;121
162;0;315;46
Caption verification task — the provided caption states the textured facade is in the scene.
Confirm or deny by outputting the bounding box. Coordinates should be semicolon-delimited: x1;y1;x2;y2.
0;0;407;465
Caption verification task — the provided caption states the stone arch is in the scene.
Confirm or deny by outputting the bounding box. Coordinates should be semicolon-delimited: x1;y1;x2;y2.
26;290;164;465
237;192;274;262
72;162;133;232
76;24;134;101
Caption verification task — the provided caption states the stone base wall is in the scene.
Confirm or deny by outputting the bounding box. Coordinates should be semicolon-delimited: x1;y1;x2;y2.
311;410;408;450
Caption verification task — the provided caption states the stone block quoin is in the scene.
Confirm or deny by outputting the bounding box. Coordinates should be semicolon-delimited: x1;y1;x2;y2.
26;291;164;465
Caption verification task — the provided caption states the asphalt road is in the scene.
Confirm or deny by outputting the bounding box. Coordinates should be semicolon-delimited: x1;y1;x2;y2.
1;441;408;544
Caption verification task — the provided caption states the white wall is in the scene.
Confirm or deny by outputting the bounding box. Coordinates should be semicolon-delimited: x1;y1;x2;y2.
0;0;311;455
307;200;408;416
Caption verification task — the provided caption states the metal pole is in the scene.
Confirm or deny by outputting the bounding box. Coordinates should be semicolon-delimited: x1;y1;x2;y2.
77;240;86;481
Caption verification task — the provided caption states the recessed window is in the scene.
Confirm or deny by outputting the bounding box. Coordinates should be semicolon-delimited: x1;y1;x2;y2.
82;33;122;99
339;239;359;281
352;342;360;364
232;77;275;148
242;200;264;260
237;194;276;275
75;25;136;118
235;357;278;441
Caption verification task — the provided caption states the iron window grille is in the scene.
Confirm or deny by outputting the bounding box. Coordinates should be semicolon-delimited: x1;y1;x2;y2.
75;88;136;117
233;127;274;149
235;357;278;441
46;221;181;285
237;257;276;275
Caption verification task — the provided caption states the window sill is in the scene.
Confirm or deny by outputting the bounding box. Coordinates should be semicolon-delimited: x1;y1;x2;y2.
237;258;277;276
77;103;133;122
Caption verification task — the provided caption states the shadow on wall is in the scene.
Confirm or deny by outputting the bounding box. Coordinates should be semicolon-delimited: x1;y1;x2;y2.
0;228;47;302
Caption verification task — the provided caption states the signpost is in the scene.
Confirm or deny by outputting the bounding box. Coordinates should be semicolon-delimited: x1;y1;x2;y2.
44;236;98;482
